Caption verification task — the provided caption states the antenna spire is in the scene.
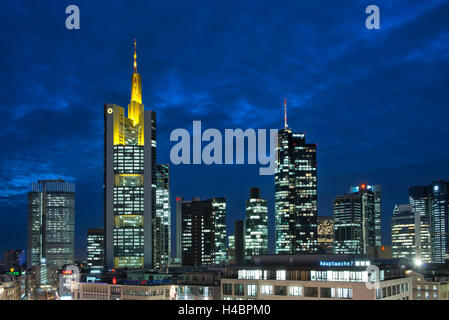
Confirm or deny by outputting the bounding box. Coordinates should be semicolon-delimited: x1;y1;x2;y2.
284;98;288;129
133;39;137;73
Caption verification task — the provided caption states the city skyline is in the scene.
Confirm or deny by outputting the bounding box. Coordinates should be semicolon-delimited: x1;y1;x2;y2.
1;1;449;259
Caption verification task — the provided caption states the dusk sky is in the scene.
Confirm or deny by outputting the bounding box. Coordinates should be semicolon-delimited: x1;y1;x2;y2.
1;0;448;259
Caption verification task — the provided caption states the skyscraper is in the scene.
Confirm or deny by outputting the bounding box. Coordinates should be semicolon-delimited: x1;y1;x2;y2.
350;184;382;247
87;229;104;272
409;181;449;264
333;184;378;255
333;193;363;255
428;180;449;263
104;40;156;269
27;179;75;268
409;186;431;263
275;99;317;254
391;204;416;259
154;164;171;270
245;187;268;258
177;197;226;267
227;235;235;265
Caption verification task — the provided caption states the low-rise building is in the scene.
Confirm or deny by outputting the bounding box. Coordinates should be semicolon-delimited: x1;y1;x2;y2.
221;255;412;300
176;271;221;300
73;282;176;300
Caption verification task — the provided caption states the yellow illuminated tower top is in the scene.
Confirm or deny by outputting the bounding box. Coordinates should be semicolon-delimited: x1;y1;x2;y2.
128;39;143;125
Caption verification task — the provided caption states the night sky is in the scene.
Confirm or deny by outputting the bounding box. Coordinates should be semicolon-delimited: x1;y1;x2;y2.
1;1;449;260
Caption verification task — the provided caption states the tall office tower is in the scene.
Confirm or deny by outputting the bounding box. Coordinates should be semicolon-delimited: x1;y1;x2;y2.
333;193;363;254
154;164;171;270
409;186;431;263
234;220;246;265
27;179;75;268
177;197;226;267
428;180;449;263
245;187;268;258
275;99;317;254
391;205;416;259
350;184;382;247
87;229;104;272
333;184;376;254
317;217;334;253
104;40;157;269
227;235;235;264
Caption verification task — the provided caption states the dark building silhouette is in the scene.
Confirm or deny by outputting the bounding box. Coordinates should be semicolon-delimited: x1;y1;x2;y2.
177;197;226;267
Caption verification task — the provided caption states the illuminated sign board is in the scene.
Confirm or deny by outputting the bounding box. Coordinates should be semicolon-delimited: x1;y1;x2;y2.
319;260;371;267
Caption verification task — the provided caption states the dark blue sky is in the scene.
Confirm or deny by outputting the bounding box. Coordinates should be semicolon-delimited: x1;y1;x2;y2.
1;0;448;259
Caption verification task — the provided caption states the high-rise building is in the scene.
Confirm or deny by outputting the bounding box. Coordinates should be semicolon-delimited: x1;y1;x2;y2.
227;235;235;265
104;40;157;269
154;164;171;270
409;181;449;264
234;220;246;265
333;184;378;255
333;193;363;255
428;180;449;263
275;99;317;254
87;229;104;272
317;217;334;253
391;204;416;259
177;197;226;267
27;179;75;268
245;187;268;258
350;184;382;247
409;186;431;263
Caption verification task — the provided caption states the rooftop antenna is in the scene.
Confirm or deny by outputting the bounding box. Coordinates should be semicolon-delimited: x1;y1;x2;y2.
284;98;288;129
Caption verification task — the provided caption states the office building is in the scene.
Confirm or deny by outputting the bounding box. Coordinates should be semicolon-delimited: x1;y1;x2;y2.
245;188;268;258
154;164;171;270
317;217;334;253
234;220;246;265
87;229;104;272
333;184;378;255
275;99;317;254
391;205;416;259
176;272;222;300
221;255;412;300
177;197;226;267
409;186;431;263
27;179;75;268
74;282;176;300
227;235;235;265
428;180;449;263
349;184;381;247
104;40;157;269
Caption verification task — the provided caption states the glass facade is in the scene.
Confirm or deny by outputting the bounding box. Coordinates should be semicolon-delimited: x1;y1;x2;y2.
429;180;449;263
333;184;377;255
245;188;268;258
154;164;171;270
179;197;226;266
104;41;156;269
391;205;416;259
87;229;104;271
27;179;75;268
409;186;431;263
275;129;317;254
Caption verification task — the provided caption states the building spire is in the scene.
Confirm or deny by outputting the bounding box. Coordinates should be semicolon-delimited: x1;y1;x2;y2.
133;39;138;73
284;98;288;129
